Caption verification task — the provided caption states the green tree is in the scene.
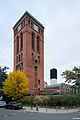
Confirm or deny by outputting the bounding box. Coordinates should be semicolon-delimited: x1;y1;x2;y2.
0;66;9;87
3;70;29;100
0;66;9;96
61;66;80;88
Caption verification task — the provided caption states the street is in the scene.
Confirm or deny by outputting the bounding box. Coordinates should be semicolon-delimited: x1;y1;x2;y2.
0;108;80;120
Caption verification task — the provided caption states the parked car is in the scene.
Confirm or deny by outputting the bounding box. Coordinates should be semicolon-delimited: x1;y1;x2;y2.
0;101;6;108
5;102;23;110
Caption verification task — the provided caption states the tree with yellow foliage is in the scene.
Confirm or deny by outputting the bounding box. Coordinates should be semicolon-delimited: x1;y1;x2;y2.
3;70;29;100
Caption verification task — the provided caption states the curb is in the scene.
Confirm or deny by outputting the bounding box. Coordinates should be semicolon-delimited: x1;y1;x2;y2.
21;107;80;114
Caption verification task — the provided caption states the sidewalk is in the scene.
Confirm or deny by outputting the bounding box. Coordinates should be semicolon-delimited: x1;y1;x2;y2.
22;106;80;114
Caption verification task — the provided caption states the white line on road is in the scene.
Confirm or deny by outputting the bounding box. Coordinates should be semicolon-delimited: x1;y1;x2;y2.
72;118;80;119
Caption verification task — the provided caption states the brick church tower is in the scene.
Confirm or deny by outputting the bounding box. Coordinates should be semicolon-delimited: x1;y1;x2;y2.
13;11;44;94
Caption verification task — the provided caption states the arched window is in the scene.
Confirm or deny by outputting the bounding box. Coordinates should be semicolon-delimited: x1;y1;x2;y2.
32;33;34;51
37;36;39;53
17;36;19;54
21;32;23;51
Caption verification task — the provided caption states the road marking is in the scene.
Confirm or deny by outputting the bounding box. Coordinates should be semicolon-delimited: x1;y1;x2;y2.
72;118;80;119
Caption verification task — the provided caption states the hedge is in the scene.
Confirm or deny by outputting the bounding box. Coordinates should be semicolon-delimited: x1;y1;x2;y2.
18;95;80;107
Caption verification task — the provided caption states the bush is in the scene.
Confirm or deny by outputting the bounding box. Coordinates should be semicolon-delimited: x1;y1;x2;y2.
18;96;30;105
18;95;80;107
41;97;49;106
48;95;61;106
33;96;43;106
47;95;80;107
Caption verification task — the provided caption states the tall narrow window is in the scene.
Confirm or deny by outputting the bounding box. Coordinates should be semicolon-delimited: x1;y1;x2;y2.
34;24;38;32
17;36;19;54
18;24;21;32
37;36;39;53
32;33;34;51
19;54;20;62
20;62;23;72
32;53;34;61
28;20;30;26
38;80;40;85
21;33;23;51
21;53;23;61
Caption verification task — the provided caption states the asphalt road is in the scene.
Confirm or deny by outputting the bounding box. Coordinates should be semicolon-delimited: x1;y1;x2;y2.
0;108;80;120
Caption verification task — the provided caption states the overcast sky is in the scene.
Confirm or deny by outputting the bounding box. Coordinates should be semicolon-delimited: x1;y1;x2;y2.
0;0;80;84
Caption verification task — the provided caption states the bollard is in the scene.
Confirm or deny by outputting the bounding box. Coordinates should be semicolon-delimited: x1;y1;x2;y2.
74;106;75;111
67;106;68;112
46;105;47;112
36;105;38;111
30;104;33;110
56;106;58;112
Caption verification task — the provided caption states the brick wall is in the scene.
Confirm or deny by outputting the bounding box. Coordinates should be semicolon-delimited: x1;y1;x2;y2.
13;12;44;94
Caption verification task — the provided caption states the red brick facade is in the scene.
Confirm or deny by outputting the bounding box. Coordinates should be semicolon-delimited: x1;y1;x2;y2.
13;11;44;94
